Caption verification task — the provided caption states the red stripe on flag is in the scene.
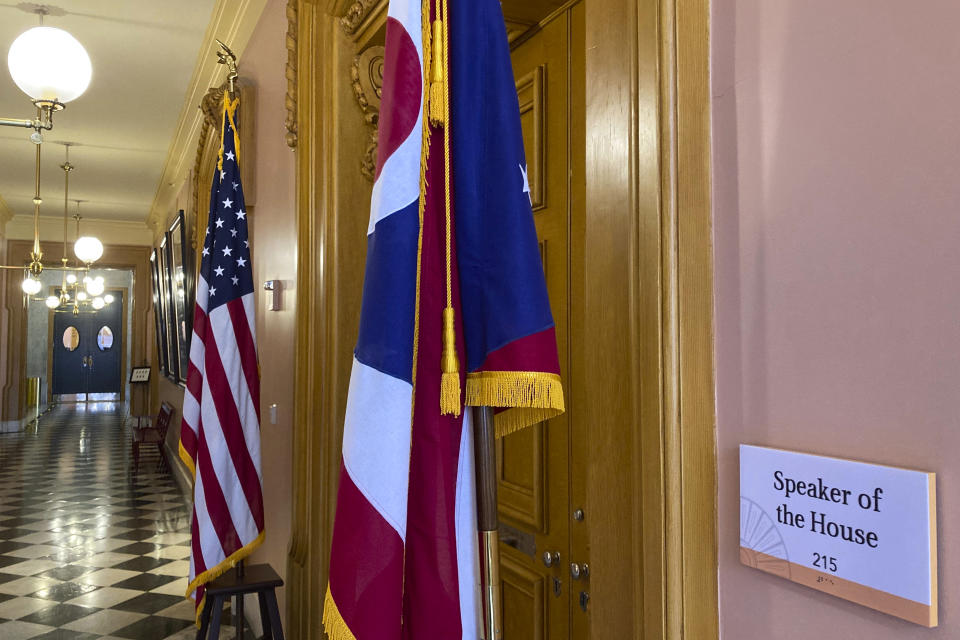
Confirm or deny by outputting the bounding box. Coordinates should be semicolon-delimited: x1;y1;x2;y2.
196;432;243;556
226;299;261;417
180;420;197;459
401;121;465;638
475;326;561;375
329;464;405;640
190;510;207;577
202;322;265;531
189;511;207;616
375;17;423;181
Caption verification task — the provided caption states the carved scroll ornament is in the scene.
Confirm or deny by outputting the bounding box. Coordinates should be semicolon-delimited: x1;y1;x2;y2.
351;46;385;181
285;0;298;148
340;0;379;35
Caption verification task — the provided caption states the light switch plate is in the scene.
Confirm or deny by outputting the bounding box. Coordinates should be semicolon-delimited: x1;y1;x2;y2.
263;280;281;311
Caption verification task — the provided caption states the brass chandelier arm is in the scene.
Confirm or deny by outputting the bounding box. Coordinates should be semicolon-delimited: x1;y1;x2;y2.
0;264;90;271
0;101;59;131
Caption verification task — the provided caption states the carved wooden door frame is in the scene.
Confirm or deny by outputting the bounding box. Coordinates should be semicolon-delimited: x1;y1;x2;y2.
287;0;719;638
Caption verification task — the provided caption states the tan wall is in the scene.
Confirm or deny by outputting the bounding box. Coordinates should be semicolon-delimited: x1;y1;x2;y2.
239;0;296;628
712;1;959;637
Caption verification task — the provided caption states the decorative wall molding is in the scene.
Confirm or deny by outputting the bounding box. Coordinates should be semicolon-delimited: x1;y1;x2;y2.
6;215;154;247
191;83;228;232
285;0;299;148
146;0;268;234
0;195;13;229
339;0;378;34
351;46;385;181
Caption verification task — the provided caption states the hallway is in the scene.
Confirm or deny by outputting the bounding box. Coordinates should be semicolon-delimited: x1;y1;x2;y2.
0;405;203;639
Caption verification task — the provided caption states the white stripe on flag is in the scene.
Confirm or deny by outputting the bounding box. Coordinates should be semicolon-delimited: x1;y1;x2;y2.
341;357;413;540
198;370;260;545
455;410;482;640
366;0;424;235
190;457;223;577
208;303;262;481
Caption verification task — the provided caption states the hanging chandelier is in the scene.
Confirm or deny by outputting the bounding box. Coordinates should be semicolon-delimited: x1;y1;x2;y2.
0;8;96;297
17;145;107;311
34;148;109;313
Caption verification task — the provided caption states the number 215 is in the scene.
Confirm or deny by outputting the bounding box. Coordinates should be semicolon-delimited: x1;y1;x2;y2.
813;553;837;572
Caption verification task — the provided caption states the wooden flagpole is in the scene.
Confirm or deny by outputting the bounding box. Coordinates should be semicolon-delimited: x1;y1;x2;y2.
472;406;503;640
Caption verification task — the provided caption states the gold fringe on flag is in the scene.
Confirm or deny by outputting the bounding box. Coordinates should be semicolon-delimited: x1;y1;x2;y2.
466;371;565;438
322;587;358;640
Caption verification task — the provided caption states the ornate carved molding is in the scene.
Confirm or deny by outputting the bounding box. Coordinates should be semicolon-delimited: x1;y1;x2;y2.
191;84;228;236
339;0;378;34
285;0;298;148
351;46;385;181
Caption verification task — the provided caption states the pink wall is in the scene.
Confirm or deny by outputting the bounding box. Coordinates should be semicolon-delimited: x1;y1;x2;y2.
239;0;296;630
712;1;960;637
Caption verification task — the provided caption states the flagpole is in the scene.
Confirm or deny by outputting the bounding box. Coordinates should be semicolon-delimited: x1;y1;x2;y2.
473;406;502;640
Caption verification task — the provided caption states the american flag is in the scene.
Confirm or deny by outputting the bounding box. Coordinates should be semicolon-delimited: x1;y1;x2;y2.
179;93;264;624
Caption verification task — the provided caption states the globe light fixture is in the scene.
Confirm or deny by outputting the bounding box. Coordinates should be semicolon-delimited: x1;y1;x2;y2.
45;295;60;309
104;294;114;304
76;290;87;302
86;277;104;296
66;273;76;284
91;296;104;310
1;10;92;136
21;276;42;295
7;26;92;104
74;235;103;264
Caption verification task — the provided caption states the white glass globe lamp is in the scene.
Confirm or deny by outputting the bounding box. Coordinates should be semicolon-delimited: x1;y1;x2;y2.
74;236;103;264
45;295;60;309
7;26;92;104
86;278;104;296
91;296;104;310
76;290;87;301
21;276;42;295
66;273;77;284
104;294;114;304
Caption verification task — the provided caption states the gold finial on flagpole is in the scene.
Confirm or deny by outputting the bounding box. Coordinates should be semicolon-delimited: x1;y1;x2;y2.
215;39;239;97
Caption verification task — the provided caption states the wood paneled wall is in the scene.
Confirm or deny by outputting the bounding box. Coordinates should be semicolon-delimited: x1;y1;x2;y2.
1;241;151;421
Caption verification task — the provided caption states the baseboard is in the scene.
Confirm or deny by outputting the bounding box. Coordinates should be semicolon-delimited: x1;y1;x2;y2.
164;439;195;503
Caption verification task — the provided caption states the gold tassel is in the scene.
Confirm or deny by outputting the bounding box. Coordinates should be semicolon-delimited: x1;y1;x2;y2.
429;19;446;126
440;306;461;415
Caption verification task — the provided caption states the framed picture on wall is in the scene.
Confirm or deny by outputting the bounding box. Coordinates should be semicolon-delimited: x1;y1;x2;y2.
158;235;178;382
168;211;193;385
149;249;169;378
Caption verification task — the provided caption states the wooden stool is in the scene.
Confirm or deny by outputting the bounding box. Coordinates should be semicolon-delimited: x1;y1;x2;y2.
197;563;284;640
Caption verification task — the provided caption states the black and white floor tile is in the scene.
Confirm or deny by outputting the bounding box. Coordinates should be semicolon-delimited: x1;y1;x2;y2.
0;404;234;640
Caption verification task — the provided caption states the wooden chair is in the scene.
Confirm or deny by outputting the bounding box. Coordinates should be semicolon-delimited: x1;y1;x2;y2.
132;401;174;472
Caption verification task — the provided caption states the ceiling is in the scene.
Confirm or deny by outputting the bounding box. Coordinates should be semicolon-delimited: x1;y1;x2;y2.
0;1;215;227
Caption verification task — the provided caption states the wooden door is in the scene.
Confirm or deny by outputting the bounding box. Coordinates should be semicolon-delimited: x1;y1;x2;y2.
499;5;587;638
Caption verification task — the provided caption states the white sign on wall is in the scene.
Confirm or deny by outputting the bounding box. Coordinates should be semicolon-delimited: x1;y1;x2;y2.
740;445;937;627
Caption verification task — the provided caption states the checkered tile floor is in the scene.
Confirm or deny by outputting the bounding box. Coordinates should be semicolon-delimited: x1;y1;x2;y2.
0;404;234;640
